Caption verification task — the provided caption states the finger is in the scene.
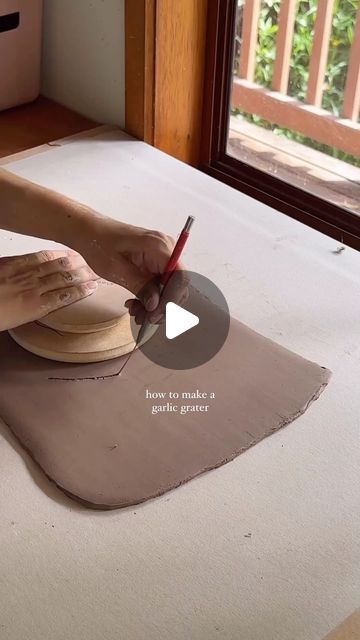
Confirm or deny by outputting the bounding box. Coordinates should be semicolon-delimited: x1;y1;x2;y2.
127;269;189;325
126;278;160;315
125;300;147;325
125;299;141;316
38;265;98;294
126;298;164;327
139;280;161;313
0;250;79;276
35;253;91;277
134;307;146;325
0;251;66;275
39;281;98;315
10;255;96;292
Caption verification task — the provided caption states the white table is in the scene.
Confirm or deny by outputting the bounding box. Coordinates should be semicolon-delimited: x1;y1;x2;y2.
1;128;359;640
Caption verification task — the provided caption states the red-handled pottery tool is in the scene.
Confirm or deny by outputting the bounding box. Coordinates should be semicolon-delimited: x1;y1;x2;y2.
119;215;195;374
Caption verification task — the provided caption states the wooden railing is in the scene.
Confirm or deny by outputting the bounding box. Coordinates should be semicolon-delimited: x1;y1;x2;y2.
232;0;360;158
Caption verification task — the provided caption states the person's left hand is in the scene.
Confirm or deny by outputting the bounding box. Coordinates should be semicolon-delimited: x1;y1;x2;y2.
76;217;189;324
0;250;98;331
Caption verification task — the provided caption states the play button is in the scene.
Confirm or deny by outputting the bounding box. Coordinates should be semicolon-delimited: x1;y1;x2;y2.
130;270;230;370
166;303;199;340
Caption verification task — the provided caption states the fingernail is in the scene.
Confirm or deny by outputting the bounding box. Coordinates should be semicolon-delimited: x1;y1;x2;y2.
87;281;98;291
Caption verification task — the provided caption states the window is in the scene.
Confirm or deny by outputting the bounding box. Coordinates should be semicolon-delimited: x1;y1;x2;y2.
201;0;360;251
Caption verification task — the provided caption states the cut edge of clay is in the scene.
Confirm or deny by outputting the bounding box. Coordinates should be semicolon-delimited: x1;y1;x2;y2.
37;316;122;334
8;329;136;363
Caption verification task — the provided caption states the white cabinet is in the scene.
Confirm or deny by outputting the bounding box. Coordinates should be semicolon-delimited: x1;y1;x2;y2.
0;0;43;111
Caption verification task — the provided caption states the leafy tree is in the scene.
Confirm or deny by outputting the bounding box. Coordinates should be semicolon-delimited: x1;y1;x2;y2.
233;0;359;166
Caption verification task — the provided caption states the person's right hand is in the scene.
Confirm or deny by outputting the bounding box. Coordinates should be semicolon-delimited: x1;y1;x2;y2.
0;249;98;331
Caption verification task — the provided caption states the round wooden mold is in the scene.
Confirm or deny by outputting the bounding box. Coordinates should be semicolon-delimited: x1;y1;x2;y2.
9;280;157;363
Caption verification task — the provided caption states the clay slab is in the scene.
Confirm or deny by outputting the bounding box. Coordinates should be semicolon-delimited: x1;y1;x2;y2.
0;304;330;508
322;610;360;639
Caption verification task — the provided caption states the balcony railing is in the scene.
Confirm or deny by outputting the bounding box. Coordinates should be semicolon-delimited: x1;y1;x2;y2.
231;0;360;158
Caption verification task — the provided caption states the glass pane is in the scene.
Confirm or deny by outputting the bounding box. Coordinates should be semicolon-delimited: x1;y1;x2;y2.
228;0;360;217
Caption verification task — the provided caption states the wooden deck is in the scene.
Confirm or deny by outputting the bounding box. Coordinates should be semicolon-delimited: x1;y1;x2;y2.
228;117;360;216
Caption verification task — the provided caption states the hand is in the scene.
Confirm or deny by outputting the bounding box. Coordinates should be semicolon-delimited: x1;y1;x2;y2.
0;250;99;331
76;218;189;323
0;169;188;324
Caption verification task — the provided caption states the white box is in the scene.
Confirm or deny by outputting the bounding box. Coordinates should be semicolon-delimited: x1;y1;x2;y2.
0;0;43;111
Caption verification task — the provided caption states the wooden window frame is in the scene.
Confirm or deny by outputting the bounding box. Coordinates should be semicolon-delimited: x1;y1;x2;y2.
125;0;208;167
200;0;360;251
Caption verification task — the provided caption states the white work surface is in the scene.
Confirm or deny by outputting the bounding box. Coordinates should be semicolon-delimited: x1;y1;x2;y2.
0;129;359;640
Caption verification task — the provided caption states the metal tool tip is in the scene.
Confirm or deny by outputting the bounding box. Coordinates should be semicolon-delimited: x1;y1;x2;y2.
184;216;195;232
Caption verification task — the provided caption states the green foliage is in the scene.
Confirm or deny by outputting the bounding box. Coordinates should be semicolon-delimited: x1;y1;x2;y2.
233;0;360;166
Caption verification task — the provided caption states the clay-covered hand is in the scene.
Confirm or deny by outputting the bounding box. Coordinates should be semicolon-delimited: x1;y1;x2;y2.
0;250;98;331
76;219;189;324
